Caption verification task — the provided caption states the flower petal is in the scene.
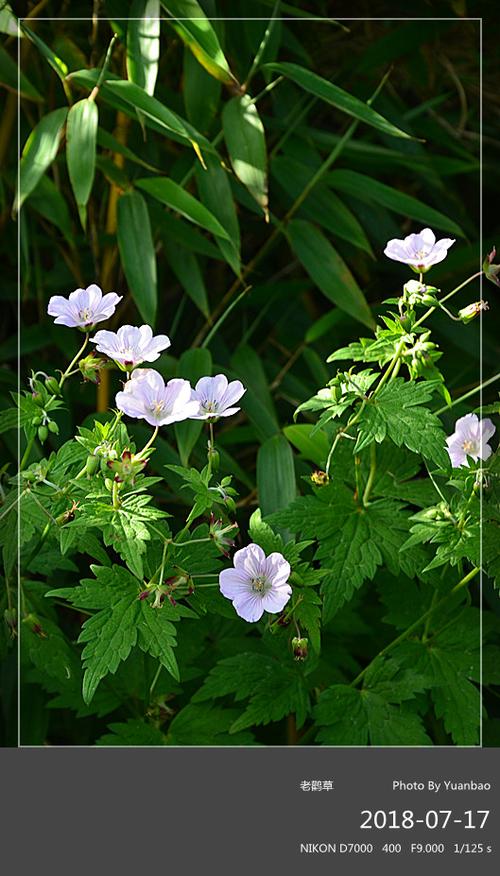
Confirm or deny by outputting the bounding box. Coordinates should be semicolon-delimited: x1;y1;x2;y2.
232;593;265;623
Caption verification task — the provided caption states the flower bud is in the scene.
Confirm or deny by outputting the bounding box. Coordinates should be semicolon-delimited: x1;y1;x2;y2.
85;454;100;476
292;636;309;661
32;392;45;407
104;478;114;492
106;449;146;484
79;352;109;384
458;300;489;324
48;420;59;434
44;376;60;396
209;514;238;556
37;425;48;443
208;446;220;472
31;415;43;426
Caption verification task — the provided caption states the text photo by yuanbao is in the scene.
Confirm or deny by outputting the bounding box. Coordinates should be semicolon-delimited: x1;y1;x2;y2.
0;3;498;747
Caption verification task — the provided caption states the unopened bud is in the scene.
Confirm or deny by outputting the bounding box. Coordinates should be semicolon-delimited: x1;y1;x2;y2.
85;454;100;476
458;300;489;324
48;420;59;434
37;425;48;443
292;636;308;661
45;376;60;396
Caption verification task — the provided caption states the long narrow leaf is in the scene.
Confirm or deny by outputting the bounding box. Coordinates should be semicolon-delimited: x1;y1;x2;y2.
327;169;464;237
264;61;415;140
66;98;98;229
117;191;157;325
15;108;68;212
222;94;268;218
136;177;231;240
126;0;160;96
287;219;375;329
160;0;238;85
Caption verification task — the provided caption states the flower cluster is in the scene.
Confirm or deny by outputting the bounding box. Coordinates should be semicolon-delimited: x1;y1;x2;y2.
47;285;246;428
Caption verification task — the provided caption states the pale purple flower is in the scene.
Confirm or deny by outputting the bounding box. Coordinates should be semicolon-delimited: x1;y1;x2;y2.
219;543;292;623
47;284;122;329
116;368;199;427
446;413;496;468
384;228;455;272
90;324;170;368
189;374;245;420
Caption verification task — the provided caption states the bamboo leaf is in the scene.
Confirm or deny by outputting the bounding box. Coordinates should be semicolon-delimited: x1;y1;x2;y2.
264;61;415;140
28;175;74;244
164;239;209;317
0;45;42;101
126;0;160;96
68;70;209;159
183;46;221;133
327;169;464;237
230;345;279;442
15;108;68;212
136;176;231;240
66;98;98;229
195;152;241;275
160;0;238;85
222;94;268;218
20;23;68;81
287;219;375;329
257;434;296;516
116;190;157;325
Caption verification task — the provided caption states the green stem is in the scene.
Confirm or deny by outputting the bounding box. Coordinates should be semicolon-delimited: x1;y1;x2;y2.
413;271;483;330
136;425;159;459
244;0;281;87
90;32;118;99
19;435;35;471
434;372;500;416
350;566;480;688
149;662;162;700
362;443;377;507
59;334;89;389
202;287;250;349
112;480;121;510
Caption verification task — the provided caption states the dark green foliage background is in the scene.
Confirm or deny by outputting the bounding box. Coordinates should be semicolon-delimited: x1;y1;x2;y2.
1;1;499;746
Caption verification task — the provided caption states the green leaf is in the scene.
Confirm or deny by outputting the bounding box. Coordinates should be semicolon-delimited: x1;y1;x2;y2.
317;689;430;745
15;108;68;212
193;653;310;732
257;434;296;516
283;424;330;467
164;240;209;317
174;348;212;465
230;344;279;441
80;592;139;705
0;45;42;101
195;152;241;274
222;94;268;218
0;3;22;37
66;98;98;229
167;704;255;745
287;219;374;329
327;169;464;237
270;486;420;621
160;0;237;85
264;61;415;140
69;71;209;158
97;719;166;746
126;0;160;96
183;45;221;133
20;23;68;81
355;378;449;469
27;174;74;243
136;176;230;240
117;190;157;325
136;601;180;681
272;156;373;256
